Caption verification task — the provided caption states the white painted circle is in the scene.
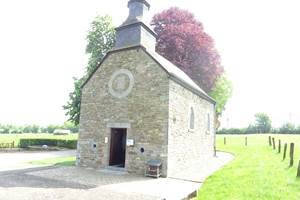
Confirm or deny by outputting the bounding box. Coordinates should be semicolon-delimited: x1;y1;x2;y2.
108;69;134;98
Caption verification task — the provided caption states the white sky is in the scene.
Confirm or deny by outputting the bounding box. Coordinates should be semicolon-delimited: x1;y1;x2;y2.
0;0;299;127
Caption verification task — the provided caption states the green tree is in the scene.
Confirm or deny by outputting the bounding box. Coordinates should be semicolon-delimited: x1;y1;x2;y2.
23;124;40;133
0;124;10;134
63;15;116;125
152;8;232;125
279;123;296;134
63;77;84;125
45;124;61;133
63;121;79;133
245;124;257;134
209;74;233;116
254;113;272;133
85;15;116;76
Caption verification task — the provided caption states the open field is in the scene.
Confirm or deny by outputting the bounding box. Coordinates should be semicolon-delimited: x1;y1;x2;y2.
197;134;300;200
0;133;78;147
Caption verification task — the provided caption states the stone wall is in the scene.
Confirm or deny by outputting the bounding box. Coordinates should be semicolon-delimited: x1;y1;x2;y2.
167;79;215;178
77;47;169;176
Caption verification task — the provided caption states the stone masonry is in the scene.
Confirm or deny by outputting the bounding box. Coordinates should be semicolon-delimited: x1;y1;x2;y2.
77;0;216;179
167;79;215;178
78;48;169;176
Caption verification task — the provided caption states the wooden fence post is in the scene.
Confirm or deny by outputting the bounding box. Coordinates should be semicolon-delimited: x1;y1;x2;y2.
290;143;295;167
245;137;248;146
278;140;281;153
224;137;226;145
272;138;276;150
269;136;272;146
297;160;300;177
214;145;216;157
283;143;287;160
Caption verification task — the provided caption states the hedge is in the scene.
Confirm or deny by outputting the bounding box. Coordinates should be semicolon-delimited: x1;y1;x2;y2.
19;139;77;149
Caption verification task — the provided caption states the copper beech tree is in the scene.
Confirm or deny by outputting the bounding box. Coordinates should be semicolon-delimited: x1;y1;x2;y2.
152;7;224;92
152;7;232;118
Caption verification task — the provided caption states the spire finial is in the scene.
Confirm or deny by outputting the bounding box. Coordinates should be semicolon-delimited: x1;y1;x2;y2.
128;0;150;9
124;0;151;25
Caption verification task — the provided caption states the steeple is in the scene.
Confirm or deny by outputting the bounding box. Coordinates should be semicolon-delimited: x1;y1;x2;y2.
124;0;150;25
114;0;156;51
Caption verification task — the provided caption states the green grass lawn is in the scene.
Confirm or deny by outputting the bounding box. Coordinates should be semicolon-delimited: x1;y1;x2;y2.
197;134;300;200
30;156;76;166
0;133;78;147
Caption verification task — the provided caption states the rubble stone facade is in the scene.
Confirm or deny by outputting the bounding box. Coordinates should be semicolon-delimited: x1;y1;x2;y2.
77;47;215;177
77;0;216;178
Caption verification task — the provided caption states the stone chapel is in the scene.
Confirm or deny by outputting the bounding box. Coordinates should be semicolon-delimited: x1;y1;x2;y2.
77;0;216;178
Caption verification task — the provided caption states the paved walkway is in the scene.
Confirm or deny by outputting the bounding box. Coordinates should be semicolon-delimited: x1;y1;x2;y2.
170;151;234;182
0;150;76;171
0;151;234;200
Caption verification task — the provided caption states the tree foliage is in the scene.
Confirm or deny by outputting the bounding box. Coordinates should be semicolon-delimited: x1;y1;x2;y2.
85;15;116;75
0;122;78;134
279;123;296;134
254;113;272;133
152;7;224;93
63;15;115;125
63;77;84;125
209;74;233;115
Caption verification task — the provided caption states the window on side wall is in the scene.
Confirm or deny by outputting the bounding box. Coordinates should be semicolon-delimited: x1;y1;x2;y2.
206;113;210;134
189;107;195;130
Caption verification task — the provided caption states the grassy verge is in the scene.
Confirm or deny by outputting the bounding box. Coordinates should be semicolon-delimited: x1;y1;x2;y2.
0;133;78;147
30;156;76;166
197;134;300;200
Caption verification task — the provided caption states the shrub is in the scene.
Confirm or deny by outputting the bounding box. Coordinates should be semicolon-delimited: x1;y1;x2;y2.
19;139;77;149
279;123;295;134
217;128;246;134
57;140;77;149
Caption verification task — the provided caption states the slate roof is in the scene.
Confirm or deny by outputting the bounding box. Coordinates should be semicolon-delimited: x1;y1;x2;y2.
81;45;215;104
146;48;215;103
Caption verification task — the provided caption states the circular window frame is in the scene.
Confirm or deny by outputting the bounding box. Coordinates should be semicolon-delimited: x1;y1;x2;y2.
108;69;134;98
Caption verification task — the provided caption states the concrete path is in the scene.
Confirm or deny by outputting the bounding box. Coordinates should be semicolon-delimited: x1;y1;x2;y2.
0;151;234;200
170;151;234;182
0;150;76;171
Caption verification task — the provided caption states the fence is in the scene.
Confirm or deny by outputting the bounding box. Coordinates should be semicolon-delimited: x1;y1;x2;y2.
268;136;300;178
0;141;14;149
222;135;300;177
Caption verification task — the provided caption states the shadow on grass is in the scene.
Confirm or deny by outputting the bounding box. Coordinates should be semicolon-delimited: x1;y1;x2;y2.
54;160;75;166
30;156;76;166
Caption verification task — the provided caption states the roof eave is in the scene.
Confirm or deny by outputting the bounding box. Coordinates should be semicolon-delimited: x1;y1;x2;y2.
169;75;216;104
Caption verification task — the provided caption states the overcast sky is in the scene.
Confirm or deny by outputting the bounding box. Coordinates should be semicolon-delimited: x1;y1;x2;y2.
0;0;299;127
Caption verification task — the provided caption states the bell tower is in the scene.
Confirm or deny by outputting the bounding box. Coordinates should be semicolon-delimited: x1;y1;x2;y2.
114;0;157;51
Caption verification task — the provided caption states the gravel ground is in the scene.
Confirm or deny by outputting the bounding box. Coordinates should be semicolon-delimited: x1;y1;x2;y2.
0;167;161;200
0;187;161;200
0;150;76;172
0;151;233;200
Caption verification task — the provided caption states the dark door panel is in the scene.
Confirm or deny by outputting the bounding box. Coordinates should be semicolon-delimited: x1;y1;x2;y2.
109;128;127;167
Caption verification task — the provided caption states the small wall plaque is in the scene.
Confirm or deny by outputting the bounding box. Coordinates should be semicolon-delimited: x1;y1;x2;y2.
104;137;108;144
126;139;134;146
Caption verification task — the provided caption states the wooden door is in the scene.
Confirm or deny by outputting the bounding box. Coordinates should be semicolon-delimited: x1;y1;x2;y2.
109;128;127;167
